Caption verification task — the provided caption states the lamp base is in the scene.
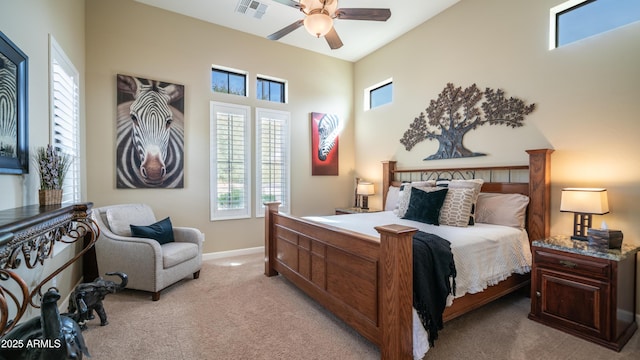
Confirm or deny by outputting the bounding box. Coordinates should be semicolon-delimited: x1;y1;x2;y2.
361;196;369;210
571;213;592;242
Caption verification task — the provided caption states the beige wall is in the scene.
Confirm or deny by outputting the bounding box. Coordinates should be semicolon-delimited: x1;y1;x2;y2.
0;0;86;208
0;0;86;316
354;0;640;314
84;0;355;253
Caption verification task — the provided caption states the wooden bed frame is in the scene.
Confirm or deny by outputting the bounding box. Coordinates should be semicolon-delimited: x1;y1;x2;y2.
264;149;553;359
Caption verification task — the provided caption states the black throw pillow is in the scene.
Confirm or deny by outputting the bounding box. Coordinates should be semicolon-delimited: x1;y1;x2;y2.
402;187;448;225
130;217;175;245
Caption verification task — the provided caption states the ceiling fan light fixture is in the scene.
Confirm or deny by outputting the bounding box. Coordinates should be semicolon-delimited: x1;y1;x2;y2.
304;12;333;38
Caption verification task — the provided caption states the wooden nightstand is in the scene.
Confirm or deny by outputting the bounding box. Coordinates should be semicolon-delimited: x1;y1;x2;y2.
529;235;640;351
335;207;381;215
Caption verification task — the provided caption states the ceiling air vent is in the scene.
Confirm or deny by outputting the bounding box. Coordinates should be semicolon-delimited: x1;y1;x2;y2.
235;0;268;19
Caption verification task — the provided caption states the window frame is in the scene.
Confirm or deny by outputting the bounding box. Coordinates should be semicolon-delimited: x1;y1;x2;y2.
210;101;252;221
550;0;640;49
364;78;393;110
49;35;81;205
256;75;287;103
211;65;248;97
255;108;290;217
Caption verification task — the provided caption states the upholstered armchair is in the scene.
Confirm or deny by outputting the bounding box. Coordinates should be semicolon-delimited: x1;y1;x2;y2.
92;204;204;301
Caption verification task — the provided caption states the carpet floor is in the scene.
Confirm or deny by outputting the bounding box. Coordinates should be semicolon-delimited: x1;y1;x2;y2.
82;252;640;359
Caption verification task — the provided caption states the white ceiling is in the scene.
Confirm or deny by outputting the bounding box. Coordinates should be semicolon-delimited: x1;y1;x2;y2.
135;0;460;62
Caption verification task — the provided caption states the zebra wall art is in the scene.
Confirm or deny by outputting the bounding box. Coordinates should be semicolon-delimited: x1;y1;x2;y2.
0;52;17;158
311;112;340;176
0;30;28;175
116;74;184;188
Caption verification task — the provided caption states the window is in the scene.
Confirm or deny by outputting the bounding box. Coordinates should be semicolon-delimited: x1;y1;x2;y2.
365;79;393;110
257;76;286;103
256;108;290;217
210;102;251;220
50;36;80;205
551;0;640;49
211;66;247;96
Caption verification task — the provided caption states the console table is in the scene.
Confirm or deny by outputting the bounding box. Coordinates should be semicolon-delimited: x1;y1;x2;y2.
0;203;99;337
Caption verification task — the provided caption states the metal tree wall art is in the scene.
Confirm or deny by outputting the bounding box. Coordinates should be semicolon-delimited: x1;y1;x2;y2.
400;83;536;160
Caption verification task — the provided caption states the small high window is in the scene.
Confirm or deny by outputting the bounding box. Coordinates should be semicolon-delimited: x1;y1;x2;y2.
551;0;640;49
211;66;247;96
257;77;286;103
365;79;393;110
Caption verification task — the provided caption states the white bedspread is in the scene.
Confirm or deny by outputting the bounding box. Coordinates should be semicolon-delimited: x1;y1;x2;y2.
304;211;532;359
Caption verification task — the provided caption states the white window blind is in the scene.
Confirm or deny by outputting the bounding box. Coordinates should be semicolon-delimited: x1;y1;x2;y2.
210;102;251;220
256;108;290;217
50;36;80;205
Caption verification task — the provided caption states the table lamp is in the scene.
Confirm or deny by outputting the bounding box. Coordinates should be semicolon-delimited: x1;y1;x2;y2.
560;188;609;241
357;182;375;210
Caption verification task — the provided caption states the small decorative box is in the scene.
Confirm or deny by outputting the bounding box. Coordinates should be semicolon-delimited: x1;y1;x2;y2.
587;228;623;250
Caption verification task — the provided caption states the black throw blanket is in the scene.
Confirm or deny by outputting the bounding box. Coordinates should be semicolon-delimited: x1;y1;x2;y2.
413;231;457;347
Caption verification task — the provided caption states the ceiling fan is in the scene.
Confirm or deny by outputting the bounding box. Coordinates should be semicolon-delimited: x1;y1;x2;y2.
268;0;391;50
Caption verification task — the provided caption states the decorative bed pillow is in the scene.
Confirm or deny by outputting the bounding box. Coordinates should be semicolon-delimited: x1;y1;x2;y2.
475;192;530;228
447;179;484;225
130;217;175;245
435;178;451;187
402;187;448;225
395;183;436;217
385;186;401;211
438;187;476;227
406;180;436;188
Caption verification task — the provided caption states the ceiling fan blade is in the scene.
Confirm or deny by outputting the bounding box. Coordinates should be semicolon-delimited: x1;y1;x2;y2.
325;27;343;50
267;19;304;41
335;8;391;21
272;0;302;10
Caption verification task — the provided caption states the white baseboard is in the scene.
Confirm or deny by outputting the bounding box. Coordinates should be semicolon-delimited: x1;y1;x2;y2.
202;246;264;261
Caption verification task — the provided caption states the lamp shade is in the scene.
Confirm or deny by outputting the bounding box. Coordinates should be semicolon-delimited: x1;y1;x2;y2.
304;12;333;37
357;182;375;196
560;188;609;214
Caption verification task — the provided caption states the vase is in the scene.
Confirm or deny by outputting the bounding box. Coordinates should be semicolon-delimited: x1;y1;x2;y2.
39;189;63;206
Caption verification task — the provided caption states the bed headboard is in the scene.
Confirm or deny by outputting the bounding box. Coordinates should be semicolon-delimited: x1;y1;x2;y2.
382;149;553;242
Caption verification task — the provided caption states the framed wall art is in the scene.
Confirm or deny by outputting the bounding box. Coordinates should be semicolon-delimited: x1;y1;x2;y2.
0;31;29;175
311;112;339;176
116;74;185;188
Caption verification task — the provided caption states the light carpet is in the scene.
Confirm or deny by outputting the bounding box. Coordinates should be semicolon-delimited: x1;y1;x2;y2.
82;252;640;359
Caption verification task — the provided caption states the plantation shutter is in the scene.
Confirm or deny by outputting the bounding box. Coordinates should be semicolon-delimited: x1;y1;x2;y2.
256;108;290;217
210;102;251;220
50;37;80;205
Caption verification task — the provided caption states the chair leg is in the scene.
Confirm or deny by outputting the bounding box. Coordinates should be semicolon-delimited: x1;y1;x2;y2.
193;270;200;279
152;291;161;301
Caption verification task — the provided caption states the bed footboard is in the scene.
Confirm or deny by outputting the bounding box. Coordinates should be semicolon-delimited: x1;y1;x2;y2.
264;202;416;359
264;149;552;359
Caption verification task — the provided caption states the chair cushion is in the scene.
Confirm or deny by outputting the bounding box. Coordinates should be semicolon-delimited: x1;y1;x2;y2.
130;217;175;245
106;204;156;236
162;242;199;268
